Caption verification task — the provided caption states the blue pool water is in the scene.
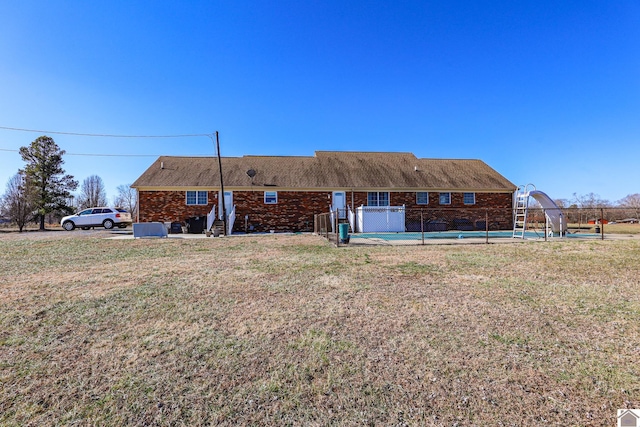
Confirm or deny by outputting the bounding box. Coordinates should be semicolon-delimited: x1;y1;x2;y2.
350;231;601;241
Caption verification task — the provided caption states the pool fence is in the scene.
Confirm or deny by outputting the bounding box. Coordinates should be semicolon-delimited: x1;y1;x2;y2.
314;207;634;246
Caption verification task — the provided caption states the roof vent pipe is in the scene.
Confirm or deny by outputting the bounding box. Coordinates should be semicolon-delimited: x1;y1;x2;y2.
414;166;418;171
161;161;164;169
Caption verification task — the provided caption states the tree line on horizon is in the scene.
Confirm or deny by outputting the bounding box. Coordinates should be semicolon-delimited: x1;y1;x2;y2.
0;136;137;232
547;193;640;224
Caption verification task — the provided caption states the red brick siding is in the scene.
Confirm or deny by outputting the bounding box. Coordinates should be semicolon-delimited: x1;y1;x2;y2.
345;191;513;230
138;190;513;232
342;191;511;209
138;190;331;232
232;191;331;232
138;191;218;223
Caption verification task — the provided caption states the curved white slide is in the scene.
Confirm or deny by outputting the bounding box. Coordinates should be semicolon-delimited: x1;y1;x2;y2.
528;190;567;234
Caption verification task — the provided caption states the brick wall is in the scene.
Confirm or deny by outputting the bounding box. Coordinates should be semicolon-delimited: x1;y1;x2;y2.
232;191;331;232
138;189;513;232
349;191;513;230
344;191;511;209
138;191;218;223
138;190;331;232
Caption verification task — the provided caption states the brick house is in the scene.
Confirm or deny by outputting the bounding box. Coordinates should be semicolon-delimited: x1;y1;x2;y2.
131;151;516;233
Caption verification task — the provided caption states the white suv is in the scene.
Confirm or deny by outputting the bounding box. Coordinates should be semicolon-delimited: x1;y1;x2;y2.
61;207;133;231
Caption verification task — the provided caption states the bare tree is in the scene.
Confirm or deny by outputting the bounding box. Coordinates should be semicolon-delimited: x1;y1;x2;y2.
574;192;611;208
67;195;79;212
1;171;36;232
573;192;612;223
78;175;108;209
554;198;584;223
617;193;640;219
113;184;138;217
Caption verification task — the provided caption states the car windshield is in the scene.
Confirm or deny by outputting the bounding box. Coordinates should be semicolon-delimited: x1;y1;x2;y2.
116;208;128;213
79;209;93;215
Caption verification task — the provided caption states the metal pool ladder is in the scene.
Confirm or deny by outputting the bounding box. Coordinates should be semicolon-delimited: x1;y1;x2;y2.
513;184;536;238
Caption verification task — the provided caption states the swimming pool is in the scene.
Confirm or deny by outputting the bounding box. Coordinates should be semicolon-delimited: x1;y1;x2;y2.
350;230;601;241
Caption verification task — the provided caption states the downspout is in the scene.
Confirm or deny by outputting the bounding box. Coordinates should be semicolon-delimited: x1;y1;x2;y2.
351;189;354;213
351;189;355;232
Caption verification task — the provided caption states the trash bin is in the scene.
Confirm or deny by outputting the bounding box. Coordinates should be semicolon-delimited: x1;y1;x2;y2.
170;222;183;234
426;220;447;232
186;217;206;234
339;223;349;243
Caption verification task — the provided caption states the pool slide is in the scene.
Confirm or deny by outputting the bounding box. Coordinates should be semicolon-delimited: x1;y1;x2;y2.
528;190;567;234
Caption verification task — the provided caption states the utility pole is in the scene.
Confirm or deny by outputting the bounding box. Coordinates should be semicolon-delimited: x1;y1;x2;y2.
215;131;227;235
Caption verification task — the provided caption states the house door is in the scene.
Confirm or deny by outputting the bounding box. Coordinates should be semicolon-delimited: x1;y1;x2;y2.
332;191;346;218
219;191;233;219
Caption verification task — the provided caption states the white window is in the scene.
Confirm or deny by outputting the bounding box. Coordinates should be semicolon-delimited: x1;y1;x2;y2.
463;192;476;205
367;192;390;206
416;192;429;205
264;191;278;204
439;192;451;205
186;191;208;205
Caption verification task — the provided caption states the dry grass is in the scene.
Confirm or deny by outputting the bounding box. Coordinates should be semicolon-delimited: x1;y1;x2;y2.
565;222;640;235
603;223;640;234
1;232;639;426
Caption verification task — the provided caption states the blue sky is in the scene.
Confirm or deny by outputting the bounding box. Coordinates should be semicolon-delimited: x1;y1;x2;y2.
1;1;639;203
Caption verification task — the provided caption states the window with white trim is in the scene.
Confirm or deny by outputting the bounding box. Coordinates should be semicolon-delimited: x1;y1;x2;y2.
186;191;208;205
439;192;451;205
367;192;390;206
264;191;278;204
463;192;476;205
416;192;429;205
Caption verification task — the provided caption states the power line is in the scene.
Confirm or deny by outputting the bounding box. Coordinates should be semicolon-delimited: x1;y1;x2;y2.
0;147;209;158
0;125;212;139
0;125;217;157
65;152;160;157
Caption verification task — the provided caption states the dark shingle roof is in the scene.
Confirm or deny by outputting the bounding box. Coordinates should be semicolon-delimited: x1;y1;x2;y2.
132;151;515;191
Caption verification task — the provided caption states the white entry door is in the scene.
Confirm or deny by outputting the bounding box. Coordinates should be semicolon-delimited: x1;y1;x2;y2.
332;191;346;218
219;191;233;219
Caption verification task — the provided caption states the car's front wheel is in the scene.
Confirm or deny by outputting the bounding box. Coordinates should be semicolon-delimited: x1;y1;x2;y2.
63;221;75;231
103;219;114;229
